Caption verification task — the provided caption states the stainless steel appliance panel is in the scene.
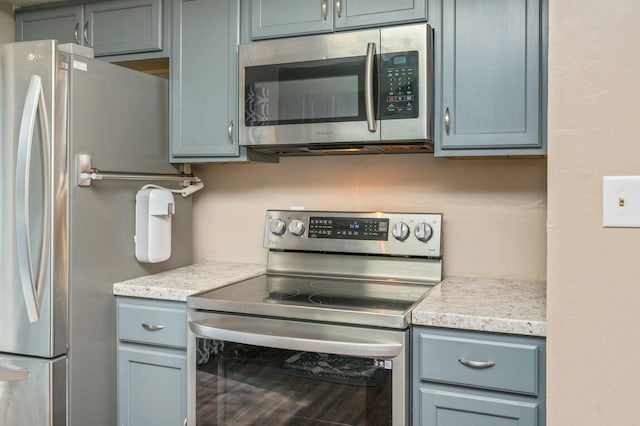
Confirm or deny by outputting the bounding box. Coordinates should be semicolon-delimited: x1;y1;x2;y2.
264;210;443;258
187;210;443;425
189;274;432;329
188;312;409;426
66;55;193;426
1;39;193;426
239;24;433;154
380;24;432;143
0;40;68;359
0;354;66;426
239;28;381;146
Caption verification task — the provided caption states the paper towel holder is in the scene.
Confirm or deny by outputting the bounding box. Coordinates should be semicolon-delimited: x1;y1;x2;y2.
135;188;175;263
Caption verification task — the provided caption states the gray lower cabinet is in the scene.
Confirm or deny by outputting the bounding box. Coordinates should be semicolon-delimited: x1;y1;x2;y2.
116;297;187;426
170;0;243;161
435;0;548;156
250;0;427;39
413;327;546;426
419;387;538;426
15;0;170;61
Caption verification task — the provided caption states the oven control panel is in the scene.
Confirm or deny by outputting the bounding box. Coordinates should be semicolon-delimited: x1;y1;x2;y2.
308;216;389;241
264;210;442;258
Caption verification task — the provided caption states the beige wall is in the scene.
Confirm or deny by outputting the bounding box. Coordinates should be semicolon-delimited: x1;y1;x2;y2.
0;4;14;42
193;155;547;281
547;0;640;424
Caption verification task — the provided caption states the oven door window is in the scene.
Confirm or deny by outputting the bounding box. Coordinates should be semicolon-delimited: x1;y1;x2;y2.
244;57;372;126
196;338;392;425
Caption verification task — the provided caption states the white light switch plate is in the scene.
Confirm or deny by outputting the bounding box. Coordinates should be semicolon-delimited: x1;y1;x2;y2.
603;176;640;227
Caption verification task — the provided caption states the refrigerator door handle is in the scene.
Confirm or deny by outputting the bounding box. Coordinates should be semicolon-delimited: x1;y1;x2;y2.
0;368;30;382
15;74;51;323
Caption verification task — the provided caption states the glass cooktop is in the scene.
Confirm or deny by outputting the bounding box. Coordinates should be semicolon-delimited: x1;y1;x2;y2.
188;274;435;329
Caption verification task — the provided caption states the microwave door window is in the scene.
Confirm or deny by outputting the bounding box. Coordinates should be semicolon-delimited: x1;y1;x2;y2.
278;75;359;122
244;57;367;126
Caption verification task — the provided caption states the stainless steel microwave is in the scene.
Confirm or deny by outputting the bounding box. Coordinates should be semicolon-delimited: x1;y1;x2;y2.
239;23;433;156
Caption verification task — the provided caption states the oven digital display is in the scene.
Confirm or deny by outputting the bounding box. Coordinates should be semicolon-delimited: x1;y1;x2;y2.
308;217;389;240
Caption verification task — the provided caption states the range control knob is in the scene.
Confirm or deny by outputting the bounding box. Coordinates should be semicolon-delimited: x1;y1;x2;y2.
391;222;410;241
269;218;286;236
288;219;306;236
414;223;433;242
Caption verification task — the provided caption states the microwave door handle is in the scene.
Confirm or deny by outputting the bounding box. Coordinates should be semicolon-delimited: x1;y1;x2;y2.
364;42;377;132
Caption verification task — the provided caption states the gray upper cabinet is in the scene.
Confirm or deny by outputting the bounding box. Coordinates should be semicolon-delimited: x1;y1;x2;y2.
334;0;428;30
84;0;163;57
436;0;547;156
15;0;170;61
170;0;240;160
251;0;333;39
15;5;84;45
251;0;428;39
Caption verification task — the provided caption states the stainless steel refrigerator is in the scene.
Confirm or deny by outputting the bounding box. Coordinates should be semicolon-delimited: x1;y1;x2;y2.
0;40;193;425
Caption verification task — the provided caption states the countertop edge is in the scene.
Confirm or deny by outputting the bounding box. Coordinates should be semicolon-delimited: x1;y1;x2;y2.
112;261;267;302
412;312;547;337
411;276;547;337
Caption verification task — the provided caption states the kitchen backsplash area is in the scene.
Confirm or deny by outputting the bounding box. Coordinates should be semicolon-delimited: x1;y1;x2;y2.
193;154;547;281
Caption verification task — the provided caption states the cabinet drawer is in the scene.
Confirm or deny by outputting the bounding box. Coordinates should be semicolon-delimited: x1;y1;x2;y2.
417;329;540;395
117;298;187;349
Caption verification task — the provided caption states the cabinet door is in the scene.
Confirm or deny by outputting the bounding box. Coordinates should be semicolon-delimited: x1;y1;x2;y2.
334;0;427;30
438;0;545;155
15;5;84;45
85;0;163;57
419;387;537;426
171;0;240;159
251;0;333;39
117;345;187;426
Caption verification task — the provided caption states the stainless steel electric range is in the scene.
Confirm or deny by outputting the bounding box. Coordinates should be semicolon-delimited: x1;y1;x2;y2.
187;210;443;426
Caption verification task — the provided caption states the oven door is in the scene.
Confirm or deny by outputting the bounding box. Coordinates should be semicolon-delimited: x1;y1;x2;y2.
239;29;381;148
188;312;409;426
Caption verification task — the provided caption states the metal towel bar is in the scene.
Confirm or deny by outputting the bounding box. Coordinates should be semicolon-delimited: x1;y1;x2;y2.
76;154;200;187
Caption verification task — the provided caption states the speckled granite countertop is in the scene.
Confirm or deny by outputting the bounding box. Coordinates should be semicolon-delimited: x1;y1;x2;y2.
412;276;547;336
114;265;546;336
113;261;266;302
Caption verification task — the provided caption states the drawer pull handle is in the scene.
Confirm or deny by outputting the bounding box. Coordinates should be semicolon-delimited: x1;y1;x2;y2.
458;358;495;369
142;323;165;331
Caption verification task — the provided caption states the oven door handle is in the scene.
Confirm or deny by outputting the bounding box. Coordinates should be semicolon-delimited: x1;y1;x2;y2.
189;320;402;359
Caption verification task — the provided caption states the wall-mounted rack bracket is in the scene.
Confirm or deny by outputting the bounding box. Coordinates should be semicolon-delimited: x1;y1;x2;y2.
76;154;201;188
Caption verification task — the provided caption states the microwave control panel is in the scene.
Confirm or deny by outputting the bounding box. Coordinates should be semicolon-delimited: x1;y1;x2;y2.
380;51;419;119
